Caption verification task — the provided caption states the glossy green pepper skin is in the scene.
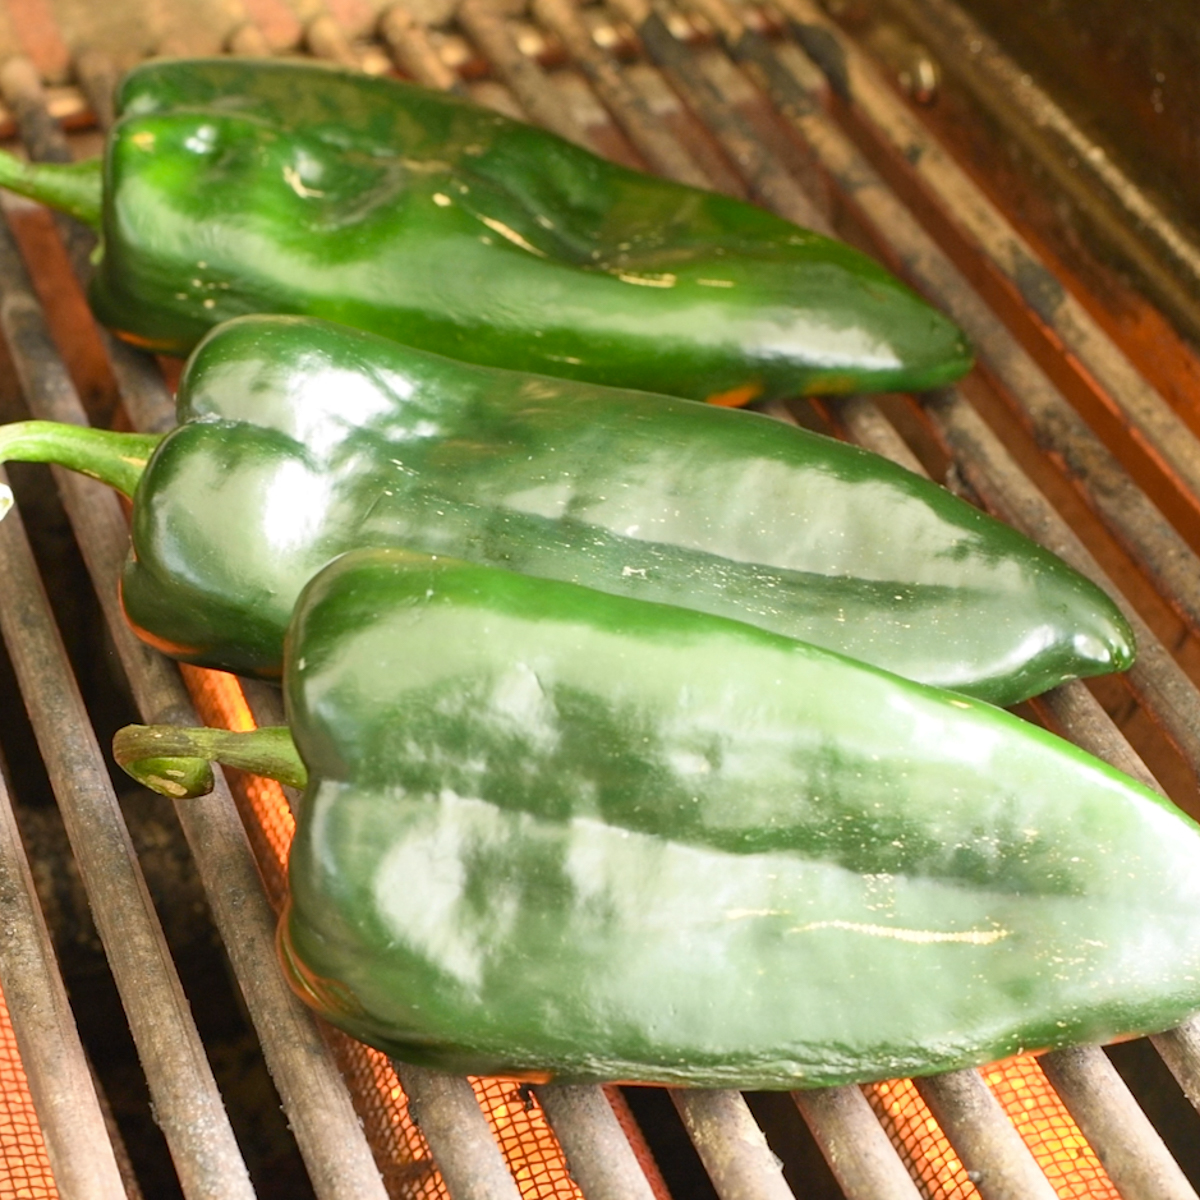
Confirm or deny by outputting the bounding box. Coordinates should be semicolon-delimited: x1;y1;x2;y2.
113;549;1200;1088
0;316;1131;701
0;57;971;402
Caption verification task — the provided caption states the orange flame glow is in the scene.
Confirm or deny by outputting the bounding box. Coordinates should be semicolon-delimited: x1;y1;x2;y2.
0;986;58;1199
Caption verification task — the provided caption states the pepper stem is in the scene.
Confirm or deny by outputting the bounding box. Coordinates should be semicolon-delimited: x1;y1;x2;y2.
113;724;307;799
0;152;104;229
0;421;162;514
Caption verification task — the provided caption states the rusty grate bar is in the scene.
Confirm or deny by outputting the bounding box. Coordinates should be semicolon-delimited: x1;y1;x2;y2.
871;0;1200;347
776;0;1200;512
1039;1046;1196;1200
0;720;125;1200
915;1070;1059;1200
670;1090;795;1200
794;1085;924;1199
534;1086;659;1200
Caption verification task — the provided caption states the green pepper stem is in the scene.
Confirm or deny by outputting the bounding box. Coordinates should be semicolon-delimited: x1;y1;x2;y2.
112;724;307;799
0;422;162;513
0;153;104;229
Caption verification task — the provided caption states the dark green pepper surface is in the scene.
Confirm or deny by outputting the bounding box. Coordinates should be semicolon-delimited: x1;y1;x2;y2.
0;315;1131;702
116;548;1200;1088
0;57;971;402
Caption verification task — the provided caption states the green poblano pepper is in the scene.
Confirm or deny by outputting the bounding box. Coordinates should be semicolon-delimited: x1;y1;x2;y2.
0;57;972;403
113;549;1200;1089
0;315;1131;702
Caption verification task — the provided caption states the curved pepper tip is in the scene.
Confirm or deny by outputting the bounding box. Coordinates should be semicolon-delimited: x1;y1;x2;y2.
897;322;974;394
1067;593;1137;681
1103;622;1137;676
0;482;12;522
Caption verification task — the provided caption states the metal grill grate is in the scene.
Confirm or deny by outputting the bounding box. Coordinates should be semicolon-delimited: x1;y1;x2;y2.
0;1;1198;1198
867;1063;1125;1199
